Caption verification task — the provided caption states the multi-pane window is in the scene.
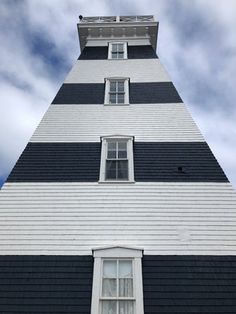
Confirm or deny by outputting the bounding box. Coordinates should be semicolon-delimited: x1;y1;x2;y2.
106;141;128;180
109;81;125;104
91;247;144;314
108;42;127;59
99;136;134;182
101;259;134;314
104;78;129;105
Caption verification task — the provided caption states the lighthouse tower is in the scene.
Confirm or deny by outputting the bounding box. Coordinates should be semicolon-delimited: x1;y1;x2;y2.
0;15;236;314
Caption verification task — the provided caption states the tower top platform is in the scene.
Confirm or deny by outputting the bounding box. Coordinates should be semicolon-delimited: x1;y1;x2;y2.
77;15;158;51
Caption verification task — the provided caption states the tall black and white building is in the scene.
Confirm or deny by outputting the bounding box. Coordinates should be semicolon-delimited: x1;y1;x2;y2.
0;15;236;314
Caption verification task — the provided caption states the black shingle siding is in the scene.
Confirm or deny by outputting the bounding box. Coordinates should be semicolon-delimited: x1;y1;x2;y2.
0;255;236;313
7;142;101;182
79;46;108;60
0;255;93;314
134;142;228;182
52;82;182;105
130;82;182;103
142;255;236;314
52;83;105;104
128;45;158;59
78;45;158;60
7;142;228;182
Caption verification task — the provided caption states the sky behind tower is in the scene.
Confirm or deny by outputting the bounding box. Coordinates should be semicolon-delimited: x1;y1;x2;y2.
0;0;236;188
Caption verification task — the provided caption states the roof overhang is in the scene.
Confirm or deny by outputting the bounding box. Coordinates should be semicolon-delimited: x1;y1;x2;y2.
78;18;158;51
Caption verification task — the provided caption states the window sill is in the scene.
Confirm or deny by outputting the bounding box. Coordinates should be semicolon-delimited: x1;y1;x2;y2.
107;58;128;60
98;180;135;184
103;103;130;106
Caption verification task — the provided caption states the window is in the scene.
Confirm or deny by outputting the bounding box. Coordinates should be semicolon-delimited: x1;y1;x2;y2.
101;259;134;314
99;136;134;182
104;78;129;105
91;247;144;314
108;42;127;59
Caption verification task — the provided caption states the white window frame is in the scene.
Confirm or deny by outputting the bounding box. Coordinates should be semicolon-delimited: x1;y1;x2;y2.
99;135;134;183
104;78;129;105
91;246;144;314
108;42;128;60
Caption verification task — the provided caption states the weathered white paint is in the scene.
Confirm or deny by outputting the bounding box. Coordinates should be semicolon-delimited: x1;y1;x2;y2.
86;38;151;47
30;104;204;142
64;59;170;83
0;182;236;255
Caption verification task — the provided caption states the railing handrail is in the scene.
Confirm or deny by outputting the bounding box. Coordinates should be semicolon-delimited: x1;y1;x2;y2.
79;15;154;23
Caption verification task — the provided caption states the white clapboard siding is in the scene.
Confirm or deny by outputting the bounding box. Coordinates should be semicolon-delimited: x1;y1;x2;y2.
0;182;236;255
86;39;151;46
64;59;170;83
31;104;204;142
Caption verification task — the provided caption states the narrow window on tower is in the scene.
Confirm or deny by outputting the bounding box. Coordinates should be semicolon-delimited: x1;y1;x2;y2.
108;42;127;59
104;78;129;105
101;259;134;314
99;136;134;182
91;247;144;314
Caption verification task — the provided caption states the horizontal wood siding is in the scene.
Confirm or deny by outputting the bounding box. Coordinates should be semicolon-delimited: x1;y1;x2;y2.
52;83;181;104
134;142;227;182
0;255;236;313
142;255;236;313
6;142;227;182
7;143;101;182
64;59;169;84
78;45;158;60
0;182;236;255
0;255;93;313
31;104;204;142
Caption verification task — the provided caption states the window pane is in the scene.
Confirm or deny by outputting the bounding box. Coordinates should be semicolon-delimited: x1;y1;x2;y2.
106;160;117;179
108;142;116;159
112;44;118;52
118;44;124;52
110;82;116;92
102;301;117;314
119;279;133;297
102;279;117;297
117;94;124;104
117;161;128;179
118;82;124;92
103;260;117;277
119;260;132;277
108;150;116;159
111;52;118;59
118;52;124;59
119;301;134;314
109;93;116;104
118;142;127;159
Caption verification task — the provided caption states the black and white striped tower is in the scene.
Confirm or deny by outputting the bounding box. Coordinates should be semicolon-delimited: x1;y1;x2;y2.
0;15;236;314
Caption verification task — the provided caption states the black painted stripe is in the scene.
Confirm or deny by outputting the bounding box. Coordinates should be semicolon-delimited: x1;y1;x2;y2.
7;142;228;182
78;45;158;60
142;255;236;314
0;255;93;313
52;82;182;104
0;255;235;313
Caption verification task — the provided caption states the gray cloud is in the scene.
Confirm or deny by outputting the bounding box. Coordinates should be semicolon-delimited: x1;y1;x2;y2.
0;0;236;188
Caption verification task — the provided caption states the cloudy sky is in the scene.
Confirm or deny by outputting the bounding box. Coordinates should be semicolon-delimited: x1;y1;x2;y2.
0;0;236;188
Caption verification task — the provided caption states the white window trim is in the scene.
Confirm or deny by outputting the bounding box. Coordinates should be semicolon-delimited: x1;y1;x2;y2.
91;246;144;314
108;42;128;60
104;77;129;105
99;135;134;183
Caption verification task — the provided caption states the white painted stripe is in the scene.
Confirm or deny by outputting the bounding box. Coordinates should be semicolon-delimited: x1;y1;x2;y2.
85;38;151;47
30;104;204;142
0;182;236;255
64;59;170;83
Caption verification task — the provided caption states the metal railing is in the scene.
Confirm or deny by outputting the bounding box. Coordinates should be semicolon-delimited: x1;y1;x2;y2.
79;15;154;23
